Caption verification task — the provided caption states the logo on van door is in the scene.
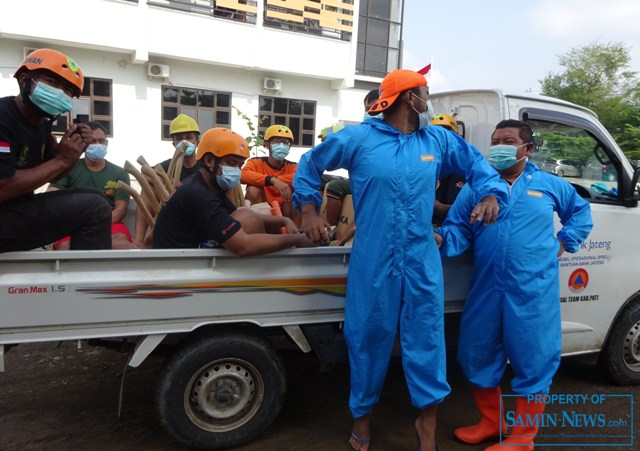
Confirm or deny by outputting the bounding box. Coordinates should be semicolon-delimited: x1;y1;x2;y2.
568;268;589;293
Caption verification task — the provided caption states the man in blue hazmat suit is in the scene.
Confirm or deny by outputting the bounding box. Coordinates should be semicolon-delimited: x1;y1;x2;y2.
435;120;592;450
292;69;507;451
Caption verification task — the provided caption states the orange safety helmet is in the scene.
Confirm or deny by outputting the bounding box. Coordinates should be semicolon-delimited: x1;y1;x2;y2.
196;128;250;160
14;48;84;98
430;113;459;134
264;124;294;142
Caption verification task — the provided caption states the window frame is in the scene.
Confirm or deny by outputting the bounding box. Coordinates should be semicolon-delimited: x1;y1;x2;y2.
258;95;317;148
161;85;233;140
51;77;113;136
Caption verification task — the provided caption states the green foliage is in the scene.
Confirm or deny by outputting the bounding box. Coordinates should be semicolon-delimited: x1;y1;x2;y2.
232;106;267;156
537;131;594;165
540;41;640;157
618;124;640;160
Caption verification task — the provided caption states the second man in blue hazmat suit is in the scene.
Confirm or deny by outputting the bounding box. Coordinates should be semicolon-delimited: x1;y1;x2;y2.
435;120;592;450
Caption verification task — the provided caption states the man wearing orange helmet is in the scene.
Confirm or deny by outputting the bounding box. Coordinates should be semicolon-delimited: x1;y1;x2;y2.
241;124;300;224
153;128;313;255
0;48;112;252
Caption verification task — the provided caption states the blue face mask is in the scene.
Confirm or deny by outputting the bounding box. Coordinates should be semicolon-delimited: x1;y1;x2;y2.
488;144;527;170
216;165;241;190
85;143;108;162
271;143;290;161
30;81;74;118
363;112;383;121
411;93;431;129
176;140;196;157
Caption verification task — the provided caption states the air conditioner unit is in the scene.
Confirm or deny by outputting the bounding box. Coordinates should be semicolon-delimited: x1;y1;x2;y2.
148;63;170;78
263;77;282;90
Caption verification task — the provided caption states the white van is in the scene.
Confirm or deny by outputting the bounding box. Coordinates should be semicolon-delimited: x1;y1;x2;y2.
431;89;640;385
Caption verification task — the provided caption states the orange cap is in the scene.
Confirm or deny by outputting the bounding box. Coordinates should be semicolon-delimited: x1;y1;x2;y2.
368;70;427;113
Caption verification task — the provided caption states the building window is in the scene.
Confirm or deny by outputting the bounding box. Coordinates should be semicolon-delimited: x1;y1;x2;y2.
259;96;316;147
147;0;258;24
161;86;232;139
52;77;113;136
263;0;354;40
356;0;403;78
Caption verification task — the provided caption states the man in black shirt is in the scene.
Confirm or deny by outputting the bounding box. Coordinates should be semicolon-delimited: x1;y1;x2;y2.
153;128;313;255
0;48;111;252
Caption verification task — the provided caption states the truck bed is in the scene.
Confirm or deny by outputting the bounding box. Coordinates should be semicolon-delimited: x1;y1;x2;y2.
0;247;472;345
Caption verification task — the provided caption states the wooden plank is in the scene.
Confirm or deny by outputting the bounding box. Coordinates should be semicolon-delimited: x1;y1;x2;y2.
265;9;305;23
266;0;302;12
319;10;352;31
323;0;354;11
216;0;257;13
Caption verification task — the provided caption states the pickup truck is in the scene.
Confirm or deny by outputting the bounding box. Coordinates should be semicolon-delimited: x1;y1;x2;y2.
1;89;639;450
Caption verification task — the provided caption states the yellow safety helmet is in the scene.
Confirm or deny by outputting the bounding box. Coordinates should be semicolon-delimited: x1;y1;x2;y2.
196;128;250;160
430;113;459;134
264;124;293;142
169;114;200;136
14;48;84;98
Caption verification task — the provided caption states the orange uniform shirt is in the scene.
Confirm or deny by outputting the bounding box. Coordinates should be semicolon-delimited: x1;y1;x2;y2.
241;157;298;204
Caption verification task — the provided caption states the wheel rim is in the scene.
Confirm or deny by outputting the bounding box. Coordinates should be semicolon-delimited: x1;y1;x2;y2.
622;318;640;373
184;358;265;432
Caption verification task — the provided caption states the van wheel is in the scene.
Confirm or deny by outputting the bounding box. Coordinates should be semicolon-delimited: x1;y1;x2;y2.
600;302;640;385
557;169;565;177
156;331;286;449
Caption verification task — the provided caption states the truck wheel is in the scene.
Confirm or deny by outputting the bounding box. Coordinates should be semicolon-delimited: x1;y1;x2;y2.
600;302;640;385
156;331;286;449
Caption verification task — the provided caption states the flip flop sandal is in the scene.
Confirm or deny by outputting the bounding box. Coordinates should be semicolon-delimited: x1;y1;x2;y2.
350;431;371;450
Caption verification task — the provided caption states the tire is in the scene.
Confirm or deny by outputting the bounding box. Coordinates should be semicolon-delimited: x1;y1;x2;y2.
557;169;565;177
600;302;640;385
155;330;287;449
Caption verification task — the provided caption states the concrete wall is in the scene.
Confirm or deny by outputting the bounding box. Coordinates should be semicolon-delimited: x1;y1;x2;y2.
0;0;376;167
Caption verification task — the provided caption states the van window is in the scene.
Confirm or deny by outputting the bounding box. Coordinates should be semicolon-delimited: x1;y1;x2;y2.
526;118;619;202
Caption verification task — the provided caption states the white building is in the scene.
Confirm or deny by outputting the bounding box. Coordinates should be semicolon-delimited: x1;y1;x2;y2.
0;0;404;166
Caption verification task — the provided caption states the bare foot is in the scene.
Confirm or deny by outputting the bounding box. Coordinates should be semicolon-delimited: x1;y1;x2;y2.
349;414;371;451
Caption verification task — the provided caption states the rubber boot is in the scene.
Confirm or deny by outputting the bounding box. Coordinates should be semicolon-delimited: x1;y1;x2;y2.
485;396;546;451
454;386;507;444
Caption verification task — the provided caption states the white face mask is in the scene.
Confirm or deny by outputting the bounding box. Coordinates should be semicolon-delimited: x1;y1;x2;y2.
411;93;431;129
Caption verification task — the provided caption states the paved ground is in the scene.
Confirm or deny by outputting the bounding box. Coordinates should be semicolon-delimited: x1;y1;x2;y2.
0;341;636;450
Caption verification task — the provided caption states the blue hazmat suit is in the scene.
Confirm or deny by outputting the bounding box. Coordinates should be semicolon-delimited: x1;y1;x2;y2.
292;118;507;417
437;162;592;395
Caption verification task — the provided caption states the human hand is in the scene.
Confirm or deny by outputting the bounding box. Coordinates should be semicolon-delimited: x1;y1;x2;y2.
434;232;443;248
557;238;565;257
470;195;499;225
53;124;91;166
282;216;299;234
295;233;317;248
300;205;330;244
272;178;292;201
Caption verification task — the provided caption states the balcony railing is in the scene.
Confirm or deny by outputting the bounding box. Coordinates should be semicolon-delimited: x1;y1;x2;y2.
263;0;353;41
147;0;258;24
138;1;354;39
